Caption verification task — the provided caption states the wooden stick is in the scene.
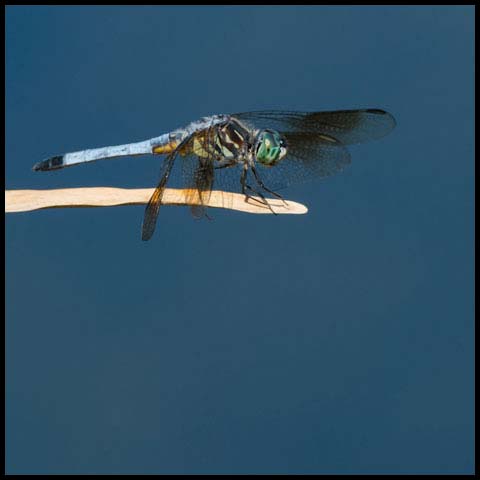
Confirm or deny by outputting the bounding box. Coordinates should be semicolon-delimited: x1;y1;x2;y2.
5;187;308;215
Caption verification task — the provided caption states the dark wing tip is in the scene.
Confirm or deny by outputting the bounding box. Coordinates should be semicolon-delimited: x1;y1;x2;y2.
32;155;64;172
141;227;154;241
141;210;157;241
365;109;397;128
365;108;388;114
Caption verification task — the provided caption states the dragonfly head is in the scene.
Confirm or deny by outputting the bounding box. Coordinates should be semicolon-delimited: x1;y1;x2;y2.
255;129;287;166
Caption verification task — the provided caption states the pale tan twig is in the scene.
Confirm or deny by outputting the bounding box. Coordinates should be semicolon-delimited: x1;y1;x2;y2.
5;187;308;215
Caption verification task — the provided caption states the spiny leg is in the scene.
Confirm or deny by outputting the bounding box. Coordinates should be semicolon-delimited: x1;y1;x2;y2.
240;166;277;214
251;165;287;206
240;166;265;206
246;184;278;215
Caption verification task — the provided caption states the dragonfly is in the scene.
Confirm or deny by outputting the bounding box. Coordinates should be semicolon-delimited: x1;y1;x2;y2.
33;109;396;240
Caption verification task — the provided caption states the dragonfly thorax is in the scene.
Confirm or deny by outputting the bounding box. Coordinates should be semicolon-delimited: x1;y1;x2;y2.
186;121;249;164
254;129;287;166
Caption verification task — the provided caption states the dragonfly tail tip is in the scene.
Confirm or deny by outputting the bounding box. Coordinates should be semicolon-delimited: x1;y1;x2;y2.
32;155;64;172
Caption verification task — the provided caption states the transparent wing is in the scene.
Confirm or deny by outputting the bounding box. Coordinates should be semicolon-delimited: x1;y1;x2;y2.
141;150;178;241
181;156;215;218
232;109;396;145
212;162;248;192
181;126;217;218
182;132;353;195
253;132;352;191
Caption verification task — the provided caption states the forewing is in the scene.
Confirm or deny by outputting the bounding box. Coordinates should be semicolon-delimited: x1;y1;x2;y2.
232;109;396;145
254;132;351;191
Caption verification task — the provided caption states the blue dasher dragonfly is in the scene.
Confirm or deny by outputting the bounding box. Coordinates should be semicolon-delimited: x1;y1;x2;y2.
33;109;396;240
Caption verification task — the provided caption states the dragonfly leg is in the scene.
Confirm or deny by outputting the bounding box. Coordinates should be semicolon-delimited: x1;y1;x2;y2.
251;165;287;206
240;166;269;208
240;166;277;214
247;185;278;215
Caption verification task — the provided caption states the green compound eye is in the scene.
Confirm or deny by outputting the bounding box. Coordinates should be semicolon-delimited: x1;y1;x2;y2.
256;130;287;166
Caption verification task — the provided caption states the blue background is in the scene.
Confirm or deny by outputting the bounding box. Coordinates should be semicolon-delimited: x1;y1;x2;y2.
5;6;474;475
